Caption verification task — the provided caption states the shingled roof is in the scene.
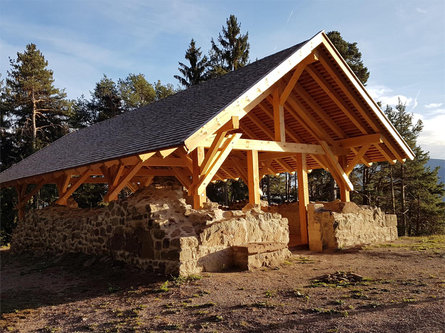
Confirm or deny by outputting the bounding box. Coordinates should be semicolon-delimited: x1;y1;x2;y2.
0;40;308;184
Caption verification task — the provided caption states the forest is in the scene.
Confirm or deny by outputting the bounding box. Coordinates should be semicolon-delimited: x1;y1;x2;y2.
1;15;444;244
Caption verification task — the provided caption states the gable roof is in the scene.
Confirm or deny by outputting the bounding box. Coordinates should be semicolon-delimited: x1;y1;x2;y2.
0;31;414;186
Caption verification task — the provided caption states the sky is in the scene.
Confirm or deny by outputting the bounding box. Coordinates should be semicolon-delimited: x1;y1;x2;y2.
1;0;444;158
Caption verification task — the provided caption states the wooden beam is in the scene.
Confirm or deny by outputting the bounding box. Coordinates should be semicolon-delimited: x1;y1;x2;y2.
247;150;260;206
201;136;325;155
345;145;371;175
172;168;192;189
56;169;91;205
111;163;125;188
338;155;350;202
216;116;239;134
200;131;227;176
319;141;353;191
273;88;286;142
192;146;206;209
296;153;309;244
184;32;326;152
16;180;45;209
159;147;178;158
375;143;396;165
104;152;155;202
337;134;382;148
194;133;242;195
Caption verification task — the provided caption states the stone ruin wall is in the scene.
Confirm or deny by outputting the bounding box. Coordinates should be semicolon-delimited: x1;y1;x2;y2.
307;201;398;251
11;181;290;276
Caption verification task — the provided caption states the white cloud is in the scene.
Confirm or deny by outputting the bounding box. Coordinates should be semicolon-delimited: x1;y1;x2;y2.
367;84;414;108
425;103;443;109
413;112;445;159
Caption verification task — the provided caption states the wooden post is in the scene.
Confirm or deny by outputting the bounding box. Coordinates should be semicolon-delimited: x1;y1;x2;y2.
247;150;260;206
338;155;350;202
192;146;206;209
296;153;309;244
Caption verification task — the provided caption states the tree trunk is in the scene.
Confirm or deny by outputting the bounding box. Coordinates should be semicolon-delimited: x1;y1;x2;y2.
400;163;407;236
31;89;37;151
266;175;271;205
362;167;369;205
328;174;335;201
390;165;396;214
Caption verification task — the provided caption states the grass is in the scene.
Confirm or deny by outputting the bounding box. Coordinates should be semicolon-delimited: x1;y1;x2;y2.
368;235;445;252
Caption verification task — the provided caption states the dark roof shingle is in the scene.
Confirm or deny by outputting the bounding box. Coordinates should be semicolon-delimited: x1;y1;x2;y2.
0;40;308;184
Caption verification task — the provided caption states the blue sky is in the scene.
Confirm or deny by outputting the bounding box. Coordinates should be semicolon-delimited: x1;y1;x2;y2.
1;0;444;158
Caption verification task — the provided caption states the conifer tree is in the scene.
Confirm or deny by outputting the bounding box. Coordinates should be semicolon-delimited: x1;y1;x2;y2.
5;43;69;155
209;15;250;77
174;39;208;87
326;31;370;85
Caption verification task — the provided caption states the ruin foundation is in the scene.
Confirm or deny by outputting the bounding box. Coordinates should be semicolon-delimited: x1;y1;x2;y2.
11;181;291;275
11;182;397;275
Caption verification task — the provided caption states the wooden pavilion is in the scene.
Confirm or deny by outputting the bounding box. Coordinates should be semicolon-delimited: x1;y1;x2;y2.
0;31;414;246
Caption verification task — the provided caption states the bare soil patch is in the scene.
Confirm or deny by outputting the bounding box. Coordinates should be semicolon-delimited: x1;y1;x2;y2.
1;236;444;332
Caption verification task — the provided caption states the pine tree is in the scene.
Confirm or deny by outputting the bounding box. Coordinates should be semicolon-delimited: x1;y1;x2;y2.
174;39;208;87
209;15;250;77
119;73;156;110
90;75;123;122
326;31;370;85
5;43;69;155
1;45;69;244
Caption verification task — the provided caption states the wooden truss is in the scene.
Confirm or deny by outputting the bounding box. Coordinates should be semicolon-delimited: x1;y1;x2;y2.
6;32;414;249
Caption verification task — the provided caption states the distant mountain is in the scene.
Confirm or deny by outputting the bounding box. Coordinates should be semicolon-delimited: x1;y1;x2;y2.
427;158;445;185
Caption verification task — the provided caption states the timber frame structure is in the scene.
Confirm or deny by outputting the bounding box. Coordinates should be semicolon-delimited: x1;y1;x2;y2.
0;31;414;246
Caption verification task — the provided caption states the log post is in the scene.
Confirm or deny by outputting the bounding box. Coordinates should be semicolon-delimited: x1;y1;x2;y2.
296;153;309;244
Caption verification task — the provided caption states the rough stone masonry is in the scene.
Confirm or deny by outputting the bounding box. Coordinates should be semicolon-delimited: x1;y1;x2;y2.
11;180;291;275
11;180;397;275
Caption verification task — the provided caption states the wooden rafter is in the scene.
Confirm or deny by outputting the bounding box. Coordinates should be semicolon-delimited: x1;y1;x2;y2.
316;51;407;163
345;144;370;175
192;133;242;195
104;152;155;202
56;169;91;205
319;141;353;191
16;180;45;210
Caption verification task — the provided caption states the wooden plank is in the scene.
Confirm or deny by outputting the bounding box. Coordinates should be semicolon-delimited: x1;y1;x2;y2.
375;143;396;165
246;112;275;139
296;153;309;244
318;39;414;160
144;157;188;167
56;169;91;205
247;150;260;206
273;88;286;142
305;65;369;134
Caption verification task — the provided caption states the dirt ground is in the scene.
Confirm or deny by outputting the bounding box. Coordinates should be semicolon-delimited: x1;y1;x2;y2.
1;236;444;333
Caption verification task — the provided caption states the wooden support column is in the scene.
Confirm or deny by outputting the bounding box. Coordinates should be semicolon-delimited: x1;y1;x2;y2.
338;156;350;202
296;153;309;245
273;88;286;142
247;150;260;206
192;146;206;209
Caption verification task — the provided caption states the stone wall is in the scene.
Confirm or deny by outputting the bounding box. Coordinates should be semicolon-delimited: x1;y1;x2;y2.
263;203;301;247
307;201;398;251
11;181;290;275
